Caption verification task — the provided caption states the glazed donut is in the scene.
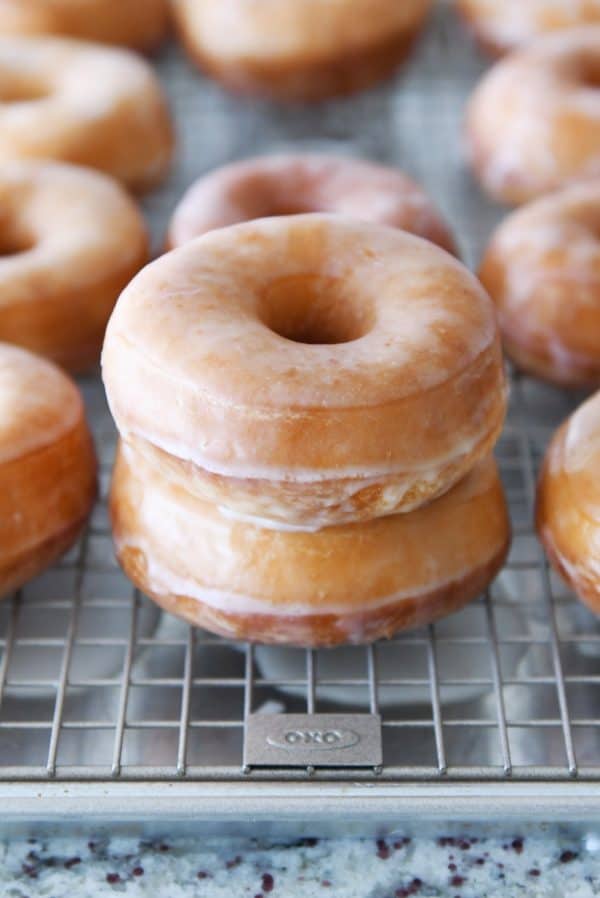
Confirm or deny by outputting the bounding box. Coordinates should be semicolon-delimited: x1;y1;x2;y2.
112;444;510;646
102;215;507;529
479;182;600;387
537;391;600;615
0;37;173;192
171;0;433;102
0;343;96;599
167;154;457;254
0;0;169;52
466;28;600;205
0;161;148;373
457;0;600;57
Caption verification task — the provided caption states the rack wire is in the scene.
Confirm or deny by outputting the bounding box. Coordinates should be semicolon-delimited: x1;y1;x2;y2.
1;2;600;789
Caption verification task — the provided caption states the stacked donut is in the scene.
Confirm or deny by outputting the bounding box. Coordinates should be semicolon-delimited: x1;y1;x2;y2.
103;212;510;647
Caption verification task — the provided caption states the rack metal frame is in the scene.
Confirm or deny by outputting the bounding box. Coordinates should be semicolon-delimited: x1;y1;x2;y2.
1;2;599;830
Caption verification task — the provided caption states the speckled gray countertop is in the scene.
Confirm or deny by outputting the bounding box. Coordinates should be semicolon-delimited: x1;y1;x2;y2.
2;831;599;896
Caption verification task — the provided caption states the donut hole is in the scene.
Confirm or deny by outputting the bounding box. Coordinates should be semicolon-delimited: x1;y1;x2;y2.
240;192;313;220
232;172;316;220
0;227;35;258
263;203;313;217
260;274;375;345
578;56;600;89
0;76;50;104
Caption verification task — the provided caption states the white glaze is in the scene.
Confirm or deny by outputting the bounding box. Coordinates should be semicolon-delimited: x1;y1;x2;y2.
460;0;600;51
0;0;168;50
467;54;560;196
0;343;80;465
216;505;322;533
127;545;456;618
542;521;600;589
0;160;147;297
467;28;600;202
172;0;431;60
564;392;600;474
122;424;487;483
116;468;500;617
112;439;509;648
0;36;154;120
0;36;171;187
103;215;500;479
481;183;600;383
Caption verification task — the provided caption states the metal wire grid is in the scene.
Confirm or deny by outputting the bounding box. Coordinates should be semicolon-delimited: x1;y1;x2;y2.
0;2;600;784
0;377;599;781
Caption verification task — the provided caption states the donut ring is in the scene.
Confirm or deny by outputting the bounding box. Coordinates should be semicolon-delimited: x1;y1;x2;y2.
0;37;173;192
457;0;600;57
112;444;510;646
466;28;600;205
172;0;433;102
0;161;148;373
0;0;169;52
537;391;600;615
167;154;457;254
102;215;507;530
479;182;600;387
0;343;97;599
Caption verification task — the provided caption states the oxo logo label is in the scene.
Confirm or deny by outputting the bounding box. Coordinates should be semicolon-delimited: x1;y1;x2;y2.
266;729;361;751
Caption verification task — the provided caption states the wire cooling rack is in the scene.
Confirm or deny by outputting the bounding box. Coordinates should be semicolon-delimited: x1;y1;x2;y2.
1;2;600;808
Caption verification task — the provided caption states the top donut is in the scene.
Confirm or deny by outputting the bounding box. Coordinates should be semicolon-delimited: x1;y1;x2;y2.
103;214;506;529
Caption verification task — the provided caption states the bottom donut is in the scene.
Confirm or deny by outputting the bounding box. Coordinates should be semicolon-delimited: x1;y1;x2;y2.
111;443;511;647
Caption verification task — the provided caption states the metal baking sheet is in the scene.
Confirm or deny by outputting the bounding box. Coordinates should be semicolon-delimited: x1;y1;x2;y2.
1;1;599;831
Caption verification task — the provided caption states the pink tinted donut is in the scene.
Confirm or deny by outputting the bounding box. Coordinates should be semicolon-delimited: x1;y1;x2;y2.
167;155;457;254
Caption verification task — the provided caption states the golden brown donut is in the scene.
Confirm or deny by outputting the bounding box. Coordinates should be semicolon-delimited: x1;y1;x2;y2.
102;215;507;530
167;154;457;254
112;443;510;646
479;182;600;387
0;161;148;373
172;0;433;102
466;28;600;205
537;391;600;615
457;0;600;57
0;343;97;599
0;36;174;192
0;0;169;52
